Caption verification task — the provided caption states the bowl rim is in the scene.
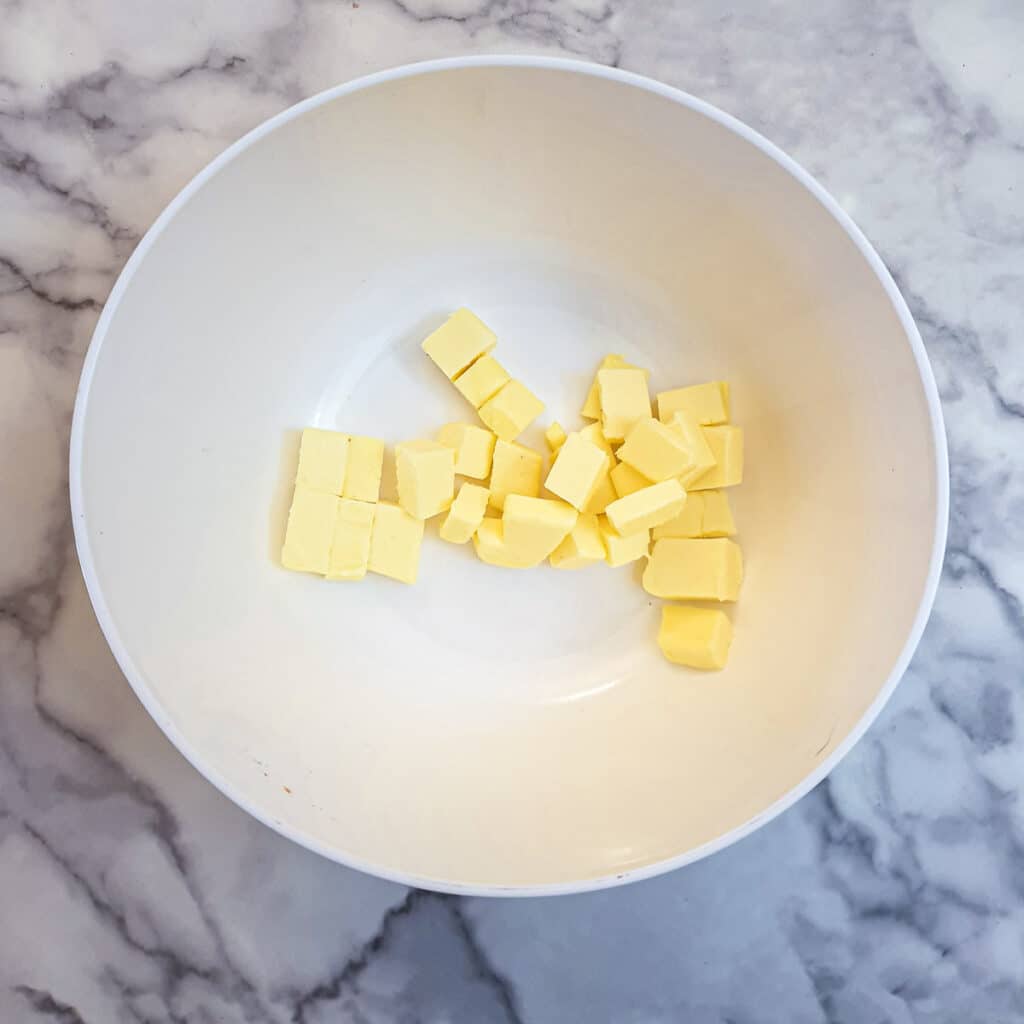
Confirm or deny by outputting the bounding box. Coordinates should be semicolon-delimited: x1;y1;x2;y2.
69;54;950;897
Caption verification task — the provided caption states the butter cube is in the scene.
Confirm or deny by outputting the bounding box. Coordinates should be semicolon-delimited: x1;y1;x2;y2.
488;440;543;511
368;502;424;584
605;479;686;535
422;308;497;379
579;421;614;455
473;518;544;569
295;428;349;495
658;605;733;670
326;498;375;580
690;426;744;489
550;513;604;569
440;482;490;544
343;436;385;502
478;380;545;441
544;421;568;454
395;440;455;520
544;432;608;511
657;381;730;426
281;486;338;575
582;355;649;419
652;491;705;539
668;411;717;486
643;538;743;601
453;354;510;408
583;462;618;514
437;423;495;479
701;490;736;537
610;461;652;498
617;417;693;482
503;495;578;559
597;516;650;567
598;367;651;442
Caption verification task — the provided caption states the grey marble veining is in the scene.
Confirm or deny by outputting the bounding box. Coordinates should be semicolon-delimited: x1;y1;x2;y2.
1;1;1022;1021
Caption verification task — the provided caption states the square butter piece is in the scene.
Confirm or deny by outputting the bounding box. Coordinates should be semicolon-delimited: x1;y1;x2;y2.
440;483;490;544
453;354;510;408
658;605;733;670
544;432;608;511
478;379;545;441
295;428;349;495
605;478;686;535
598;367;651;442
657;381;730;426
652;491;706;539
617;417;693;482
597;516;650;567
473;517;544;568
437;423;496;479
368;502;424;584
395;440;455;520
544;421;568;454
690;425;744;489
422;308;497;379
489;440;543;511
326;498;375;580
343;436;385;502
281;486;338;575
550;513;605;569
582;355;649;419
503;495;578;559
643;537;743;601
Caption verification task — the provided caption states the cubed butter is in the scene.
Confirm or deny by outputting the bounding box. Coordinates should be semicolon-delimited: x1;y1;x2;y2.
437;422;496;479
368;501;424;584
281;486;338;575
605;478;686;535
583;462;618;514
295;428;349;495
489;440;543;511
343;435;385;502
668;411;717;486
544;421;568;454
701;490;736;537
579;420;614;455
643;537;743;601
658;605;733;670
452;354;510;408
472;517;544;569
395;440;455;520
617;417;693;482
503;495;578;559
657;381;730;426
652;491;706;539
544;432;608;511
440;483;490;544
582;355;649;419
610;460;653;498
478;380;545;441
598;367;651;442
421;308;497;379
690;426;744;489
597;516;650;567
326;498;375;580
550;513;604;569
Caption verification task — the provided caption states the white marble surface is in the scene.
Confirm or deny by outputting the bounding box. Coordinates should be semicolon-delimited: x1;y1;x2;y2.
2;1;1022;1020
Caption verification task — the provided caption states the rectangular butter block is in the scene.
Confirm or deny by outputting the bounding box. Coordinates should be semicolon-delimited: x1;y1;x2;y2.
658;605;733;670
473;517;544;568
452;354;510;408
478;379;545;441
343;435;385;502
422;308;497;379
368;501;424;584
598;367;651;442
395;439;455;520
657;381;730;426
544;432;608;511
582;354;649;419
295;428;349;496
437;422;496;479
544;421;568;454
281;486;338;575
503;494;578;559
326;498;375;580
690;426;744;489
440;482;490;544
605;478;686;535
616;416;693;482
550;513;605;569
610;460;653;499
668;411;717;486
597;515;650;567
701;489;736;537
652;491;705;539
643;537;743;601
489;439;543;511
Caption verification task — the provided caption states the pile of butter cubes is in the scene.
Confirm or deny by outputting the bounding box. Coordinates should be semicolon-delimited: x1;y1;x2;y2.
281;308;744;670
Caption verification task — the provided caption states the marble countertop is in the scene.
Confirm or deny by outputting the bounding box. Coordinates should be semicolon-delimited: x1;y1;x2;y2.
2;1;1022;1020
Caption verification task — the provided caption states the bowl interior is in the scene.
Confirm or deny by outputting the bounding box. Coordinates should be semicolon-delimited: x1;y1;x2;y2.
76;63;942;890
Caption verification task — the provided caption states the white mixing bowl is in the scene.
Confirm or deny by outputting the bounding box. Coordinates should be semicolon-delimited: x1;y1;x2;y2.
71;57;948;895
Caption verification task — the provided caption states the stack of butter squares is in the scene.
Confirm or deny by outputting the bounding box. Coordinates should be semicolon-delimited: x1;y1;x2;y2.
280;308;744;670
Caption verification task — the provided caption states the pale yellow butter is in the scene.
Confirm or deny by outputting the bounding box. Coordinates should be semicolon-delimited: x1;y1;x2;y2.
582;355;649;420
583;460;618;515
643;537;743;601
610;460;652;498
422;308;497;379
503;495;578;559
489;440;543;511
616;416;693;482
597;515;650;567
544;432;608;511
295;428;349;496
658;605;733;669
690;425;744;489
478;380;545;441
605;478;686;535
472;517;544;569
440;482;490;544
598;367;651;442
544;421;568;454
657;381;730;426
550;513;604;569
368;501;424;584
701;489;736;536
395;440;455;520
326;498;375;580
281;486;338;575
437;422;496;479
453;354;510;408
343;436;385;503
652;491;705;539
668;410;718;487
